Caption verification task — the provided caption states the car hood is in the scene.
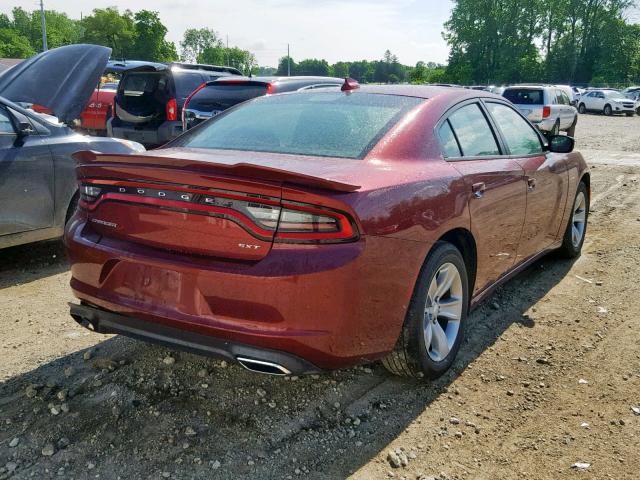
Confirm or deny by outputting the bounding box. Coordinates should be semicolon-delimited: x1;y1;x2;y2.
0;44;111;124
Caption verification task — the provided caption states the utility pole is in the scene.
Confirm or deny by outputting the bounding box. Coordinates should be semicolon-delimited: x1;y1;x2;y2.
287;44;290;76
226;34;229;66
40;0;48;51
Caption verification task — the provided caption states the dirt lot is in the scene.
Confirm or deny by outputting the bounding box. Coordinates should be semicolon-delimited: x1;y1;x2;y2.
0;113;639;479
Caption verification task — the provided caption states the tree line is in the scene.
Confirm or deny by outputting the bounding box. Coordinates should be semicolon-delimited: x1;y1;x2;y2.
443;0;640;85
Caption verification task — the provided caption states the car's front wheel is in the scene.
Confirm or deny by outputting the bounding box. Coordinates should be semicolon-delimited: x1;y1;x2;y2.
382;242;469;379
603;104;613;116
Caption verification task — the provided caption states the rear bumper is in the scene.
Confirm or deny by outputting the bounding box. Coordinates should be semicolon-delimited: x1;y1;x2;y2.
64;217;426;371
108;119;183;146
70;302;321;375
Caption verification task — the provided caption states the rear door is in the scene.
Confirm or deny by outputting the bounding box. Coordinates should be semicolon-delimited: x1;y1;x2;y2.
437;101;527;294
484;101;568;261
0;105;54;235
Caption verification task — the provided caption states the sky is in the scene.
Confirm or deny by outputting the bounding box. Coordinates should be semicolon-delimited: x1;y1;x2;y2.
0;0;454;66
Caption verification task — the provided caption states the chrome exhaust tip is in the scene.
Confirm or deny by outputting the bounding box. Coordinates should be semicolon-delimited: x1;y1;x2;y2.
236;357;292;376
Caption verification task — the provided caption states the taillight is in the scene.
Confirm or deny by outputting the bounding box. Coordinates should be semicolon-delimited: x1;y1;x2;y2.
78;180;359;244
274;203;358;243
80;185;102;203
166;98;178;121
266;83;274;95
542;106;551;118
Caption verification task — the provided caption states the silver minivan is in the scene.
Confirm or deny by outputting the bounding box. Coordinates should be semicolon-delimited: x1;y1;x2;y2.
503;85;578;136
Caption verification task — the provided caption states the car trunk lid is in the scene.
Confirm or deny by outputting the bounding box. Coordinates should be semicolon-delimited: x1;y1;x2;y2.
73;149;360;261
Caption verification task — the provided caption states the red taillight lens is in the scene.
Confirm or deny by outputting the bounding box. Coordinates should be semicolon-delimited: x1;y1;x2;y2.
542;106;551;118
266;83;274;95
274;203;358;243
166;98;178;121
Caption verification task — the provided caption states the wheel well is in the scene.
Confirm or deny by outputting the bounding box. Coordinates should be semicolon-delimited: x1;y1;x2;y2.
580;172;591;200
65;191;79;224
438;228;477;294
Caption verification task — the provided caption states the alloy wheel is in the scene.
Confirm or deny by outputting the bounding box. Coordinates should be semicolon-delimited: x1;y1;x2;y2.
423;262;463;362
571;191;587;248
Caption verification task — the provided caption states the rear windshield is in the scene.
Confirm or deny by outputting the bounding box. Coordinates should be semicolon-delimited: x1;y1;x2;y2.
120;72;168;97
176;92;422;159
503;89;544;105
189;83;269;111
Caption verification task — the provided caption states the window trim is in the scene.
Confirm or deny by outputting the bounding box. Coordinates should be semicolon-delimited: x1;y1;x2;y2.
434;98;504;162
482;100;545;157
434;97;546;161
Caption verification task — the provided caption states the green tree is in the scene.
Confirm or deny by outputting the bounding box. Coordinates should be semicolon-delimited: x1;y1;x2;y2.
81;8;136;59
409;61;428;83
276;56;296;75
0;28;34;57
180;28;223;63
296;58;330;76
332;61;350;78
130;10;177;62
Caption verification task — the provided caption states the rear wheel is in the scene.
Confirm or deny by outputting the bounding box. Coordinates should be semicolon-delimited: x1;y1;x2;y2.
382;242;469;379
603;104;612;116
578;103;586;114
558;181;589;258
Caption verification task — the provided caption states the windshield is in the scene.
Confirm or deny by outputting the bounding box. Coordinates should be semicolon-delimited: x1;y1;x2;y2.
175;92;422;159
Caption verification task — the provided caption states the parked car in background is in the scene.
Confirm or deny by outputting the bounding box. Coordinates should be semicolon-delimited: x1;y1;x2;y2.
489;85;506;95
79;82;118;134
0;44;145;250
108;62;242;147
555;85;578;105
624;90;640;114
621;86;640;95
182;76;343;130
66;83;589;380
578;90;636;116
503;85;578;136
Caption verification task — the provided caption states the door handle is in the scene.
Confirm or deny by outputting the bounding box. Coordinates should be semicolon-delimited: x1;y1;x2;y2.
472;182;486;198
527;177;537;190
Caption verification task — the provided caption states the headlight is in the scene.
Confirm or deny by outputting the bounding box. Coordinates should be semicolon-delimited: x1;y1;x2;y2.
112;138;146;153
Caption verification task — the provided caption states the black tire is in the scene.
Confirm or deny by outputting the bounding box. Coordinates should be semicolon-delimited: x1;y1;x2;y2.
578;103;586;114
558;181;589;258
65;193;79;225
603;104;612;116
382;242;469;379
566;116;577;137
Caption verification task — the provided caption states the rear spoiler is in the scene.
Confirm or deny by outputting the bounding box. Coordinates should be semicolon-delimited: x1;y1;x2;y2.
72;150;361;193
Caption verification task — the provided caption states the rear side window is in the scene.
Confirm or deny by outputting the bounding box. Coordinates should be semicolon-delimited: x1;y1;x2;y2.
447;104;500;157
190;83;269;111
177;92;422;159
172;71;207;100
438;121;461;158
503;89;544;105
486;103;542;155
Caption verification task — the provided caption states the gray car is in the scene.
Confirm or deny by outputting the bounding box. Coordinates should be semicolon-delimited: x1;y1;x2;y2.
503;85;578;136
0;44;145;250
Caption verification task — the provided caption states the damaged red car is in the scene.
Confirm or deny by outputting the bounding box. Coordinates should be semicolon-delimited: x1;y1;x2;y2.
65;82;589;378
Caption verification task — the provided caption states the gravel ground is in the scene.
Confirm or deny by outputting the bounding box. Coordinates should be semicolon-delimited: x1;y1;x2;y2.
0;119;639;480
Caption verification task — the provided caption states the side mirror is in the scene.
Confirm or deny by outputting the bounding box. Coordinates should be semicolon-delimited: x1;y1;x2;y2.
17;121;34;137
547;135;574;153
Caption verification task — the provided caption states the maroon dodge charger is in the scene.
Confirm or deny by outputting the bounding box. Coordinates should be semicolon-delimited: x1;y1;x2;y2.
65;81;589;378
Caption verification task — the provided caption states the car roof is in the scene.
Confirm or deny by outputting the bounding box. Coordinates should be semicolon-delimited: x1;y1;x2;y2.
213;75;344;84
